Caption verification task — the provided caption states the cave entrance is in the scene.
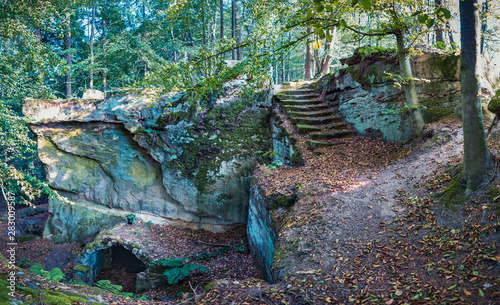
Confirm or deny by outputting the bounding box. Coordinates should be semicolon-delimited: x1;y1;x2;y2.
95;245;147;292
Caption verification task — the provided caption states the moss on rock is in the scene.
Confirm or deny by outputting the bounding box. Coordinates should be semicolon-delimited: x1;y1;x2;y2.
488;90;500;114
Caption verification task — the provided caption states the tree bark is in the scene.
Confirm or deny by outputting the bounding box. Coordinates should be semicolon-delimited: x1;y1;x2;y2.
64;8;72;99
395;32;424;137
304;27;312;80
460;0;490;191
202;1;206;46
90;3;96;89
434;0;444;45
480;0;488;54
236;1;242;60
317;29;333;78
220;0;224;41
101;17;107;93
231;0;236;60
446;21;455;49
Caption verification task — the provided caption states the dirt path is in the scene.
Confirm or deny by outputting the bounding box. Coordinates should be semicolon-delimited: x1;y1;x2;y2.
202;123;500;304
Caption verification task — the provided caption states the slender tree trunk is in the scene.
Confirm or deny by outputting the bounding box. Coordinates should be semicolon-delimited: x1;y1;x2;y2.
35;29;45;96
446;21;455;49
304;27;312;80
395;32;424;137
435;0;444;45
142;0;147;79
236;1;242;60
317;29;332;78
231;0;236;60
202;1;206;46
102;18;107;93
64;8;72;99
480;0;488;54
460;0;490;192
220;0;224;41
90;3;96;89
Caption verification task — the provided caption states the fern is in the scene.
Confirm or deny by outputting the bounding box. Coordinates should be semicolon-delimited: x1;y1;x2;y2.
96;280;123;294
30;263;64;282
155;258;185;268
161;261;208;284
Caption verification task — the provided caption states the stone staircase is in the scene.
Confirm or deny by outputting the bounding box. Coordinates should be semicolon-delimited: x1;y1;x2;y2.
275;87;355;149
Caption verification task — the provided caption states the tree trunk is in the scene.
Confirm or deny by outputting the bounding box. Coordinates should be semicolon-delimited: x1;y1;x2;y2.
102;18;107;93
220;0;224;41
142;0;147;79
460;0;490;191
304;27;312;80
480;0;488;54
90;3;96;89
231;0;236;60
64;8;72;99
317;29;332;78
236;1;242;60
395;32;424;137
435;0;444;45
446;21;455;49
202;1;206;46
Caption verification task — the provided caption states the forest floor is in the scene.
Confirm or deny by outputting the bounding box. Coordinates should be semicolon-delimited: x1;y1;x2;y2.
200;118;500;305
0;119;499;305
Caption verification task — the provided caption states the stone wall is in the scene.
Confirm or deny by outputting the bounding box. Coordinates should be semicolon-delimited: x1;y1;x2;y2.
315;48;498;141
24;89;272;243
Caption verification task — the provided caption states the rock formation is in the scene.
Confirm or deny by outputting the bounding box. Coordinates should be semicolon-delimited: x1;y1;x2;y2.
315;48;498;141
24;89;272;243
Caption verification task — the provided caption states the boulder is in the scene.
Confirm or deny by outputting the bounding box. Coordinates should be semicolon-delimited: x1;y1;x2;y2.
488;89;500;114
82;89;105;100
24;88;272;243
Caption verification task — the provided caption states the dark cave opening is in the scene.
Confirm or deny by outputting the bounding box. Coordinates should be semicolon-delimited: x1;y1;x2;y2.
95;245;147;292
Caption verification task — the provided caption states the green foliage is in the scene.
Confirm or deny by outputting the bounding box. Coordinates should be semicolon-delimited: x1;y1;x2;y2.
152;258;208;285
358;45;394;57
18;207;47;218
18;235;38;243
126;213;136;224
162;263;208;285
267;159;284;170
19;257;31;269
95;280;124;294
30;263;65;282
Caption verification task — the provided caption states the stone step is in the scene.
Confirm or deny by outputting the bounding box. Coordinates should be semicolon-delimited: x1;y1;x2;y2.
280;94;320;101
324;122;349;130
281;99;323;106
296;124;321;134
284;104;329;112
310;131;355;140
306;140;336;149
292;116;342;125
287;110;335;118
281;89;315;95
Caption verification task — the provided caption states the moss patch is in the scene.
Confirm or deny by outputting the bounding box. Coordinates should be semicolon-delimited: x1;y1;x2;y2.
0;275;13;303
73;264;92;273
441;169;466;206
487;90;500;114
20;286;90;305
18;235;38;243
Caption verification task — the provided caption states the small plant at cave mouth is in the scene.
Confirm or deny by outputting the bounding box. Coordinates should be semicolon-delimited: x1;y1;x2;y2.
95;280;134;298
152;258;208;284
126;213;136;224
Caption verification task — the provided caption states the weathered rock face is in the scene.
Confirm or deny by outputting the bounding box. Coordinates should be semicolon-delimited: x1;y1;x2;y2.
247;178;276;283
316;48;498;141
24;89;272;243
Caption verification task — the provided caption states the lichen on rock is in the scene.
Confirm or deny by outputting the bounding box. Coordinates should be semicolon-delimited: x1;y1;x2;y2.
24;88;273;243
